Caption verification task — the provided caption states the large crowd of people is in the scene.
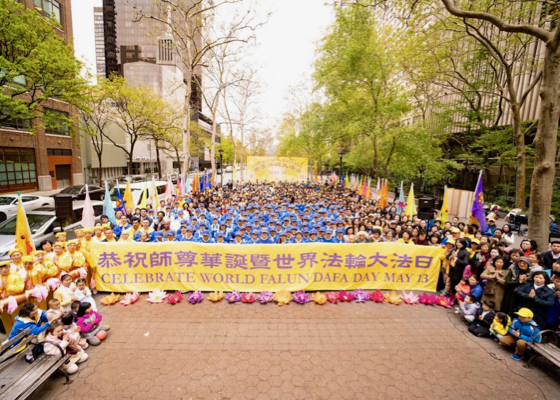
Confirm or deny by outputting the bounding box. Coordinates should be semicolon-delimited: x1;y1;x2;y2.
2;181;559;364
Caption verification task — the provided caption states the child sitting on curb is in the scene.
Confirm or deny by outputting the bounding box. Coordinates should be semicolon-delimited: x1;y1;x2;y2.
499;308;541;360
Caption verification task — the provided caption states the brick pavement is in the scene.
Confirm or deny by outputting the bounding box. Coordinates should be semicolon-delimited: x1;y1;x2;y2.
27;293;560;400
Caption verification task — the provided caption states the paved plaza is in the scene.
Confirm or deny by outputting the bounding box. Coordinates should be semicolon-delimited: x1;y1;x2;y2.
20;292;559;400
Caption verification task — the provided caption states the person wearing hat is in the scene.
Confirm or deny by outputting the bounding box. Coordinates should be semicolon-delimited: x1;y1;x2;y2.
19;254;57;290
232;232;244;245
55;231;67;243
58;240;86;273
442;227;462;246
153;231;164;242
91;225;105;242
199;230;215;244
334;229;346;244
499;308;542;360
485;217;497;236
9;248;23;273
0;260;25;298
164;230;176;242
257;229;273;244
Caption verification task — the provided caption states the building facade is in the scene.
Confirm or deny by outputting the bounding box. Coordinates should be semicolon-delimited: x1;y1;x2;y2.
0;0;83;193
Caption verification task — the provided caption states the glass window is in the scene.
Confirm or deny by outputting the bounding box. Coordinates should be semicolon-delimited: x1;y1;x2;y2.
43;108;69;136
0;148;37;191
34;0;61;25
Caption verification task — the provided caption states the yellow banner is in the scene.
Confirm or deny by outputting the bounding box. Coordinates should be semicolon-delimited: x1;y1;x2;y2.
246;156;308;182
91;242;443;293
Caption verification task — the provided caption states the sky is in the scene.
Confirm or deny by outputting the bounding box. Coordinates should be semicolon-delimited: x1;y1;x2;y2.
70;0;335;128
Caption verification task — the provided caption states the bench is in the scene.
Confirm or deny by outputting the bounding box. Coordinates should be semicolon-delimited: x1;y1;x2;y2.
0;334;72;400
526;329;560;368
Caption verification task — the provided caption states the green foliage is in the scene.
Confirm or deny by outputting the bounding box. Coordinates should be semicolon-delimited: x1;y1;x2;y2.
0;0;88;134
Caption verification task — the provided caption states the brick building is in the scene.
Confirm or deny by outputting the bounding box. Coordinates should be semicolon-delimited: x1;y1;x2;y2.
0;0;83;193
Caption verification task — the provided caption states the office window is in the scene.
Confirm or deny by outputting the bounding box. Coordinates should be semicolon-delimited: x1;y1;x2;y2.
34;0;62;24
0;148;37;190
0;110;31;131
44;108;70;136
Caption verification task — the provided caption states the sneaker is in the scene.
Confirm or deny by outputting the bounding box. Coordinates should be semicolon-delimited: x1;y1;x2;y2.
511;354;524;361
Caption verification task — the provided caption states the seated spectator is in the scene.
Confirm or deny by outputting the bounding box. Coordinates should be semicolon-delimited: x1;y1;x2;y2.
468;300;496;337
499;308;541;361
490;312;511;339
457;295;479;323
43;321;88;374
77;302;110;346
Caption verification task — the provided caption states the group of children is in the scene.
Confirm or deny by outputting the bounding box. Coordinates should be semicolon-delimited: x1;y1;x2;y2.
9;280;110;374
459;295;542;361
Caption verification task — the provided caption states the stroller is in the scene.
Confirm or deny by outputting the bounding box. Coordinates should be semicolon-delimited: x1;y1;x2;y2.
506;208;529;236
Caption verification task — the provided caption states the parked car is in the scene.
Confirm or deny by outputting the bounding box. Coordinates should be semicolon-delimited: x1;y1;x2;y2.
0;194;54;223
0;201;104;261
225;166;234;173
54;185;106;201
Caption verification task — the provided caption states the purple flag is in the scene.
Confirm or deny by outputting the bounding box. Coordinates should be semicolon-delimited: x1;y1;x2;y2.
469;171;486;231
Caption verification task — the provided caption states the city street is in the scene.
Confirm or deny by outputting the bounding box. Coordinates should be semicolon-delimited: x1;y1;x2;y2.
25;293;560;400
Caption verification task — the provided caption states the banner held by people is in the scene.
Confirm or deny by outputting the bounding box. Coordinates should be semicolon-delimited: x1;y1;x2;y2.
90;242;443;293
246;157;308;183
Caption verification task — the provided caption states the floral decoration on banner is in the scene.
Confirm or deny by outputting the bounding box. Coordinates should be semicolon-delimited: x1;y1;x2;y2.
293;291;311;304
369;290;385;303
225;291;241;303
241;292;256;303
326;292;339;303
353;289;369;303
147;290;167;304
257;291;274;304
120;292;140;306
384;290;402;305
208;291;224;302
187;291;203;304
274;290;292;306
311;292;327;305
338;290;354;302
419;292;438;306
100;292;120;305
401;291;419;305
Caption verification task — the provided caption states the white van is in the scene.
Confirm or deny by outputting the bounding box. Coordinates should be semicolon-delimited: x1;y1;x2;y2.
109;181;168;209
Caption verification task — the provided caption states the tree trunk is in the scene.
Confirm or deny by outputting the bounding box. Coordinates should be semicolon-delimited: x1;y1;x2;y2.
98;158;103;184
211;120;217;181
240;128;245;184
511;103;526;209
528;44;560;251
182;71;193;173
176;148;182;175
154;139;162;179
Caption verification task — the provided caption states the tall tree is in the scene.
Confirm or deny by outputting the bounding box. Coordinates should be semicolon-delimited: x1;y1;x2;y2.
434;0;560;252
131;0;264;173
0;0;87;131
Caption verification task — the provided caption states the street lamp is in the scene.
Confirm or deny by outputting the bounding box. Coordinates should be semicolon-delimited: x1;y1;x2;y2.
218;148;224;187
338;151;344;185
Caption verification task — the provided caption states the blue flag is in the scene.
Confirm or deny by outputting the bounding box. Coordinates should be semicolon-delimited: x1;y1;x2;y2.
115;181;126;214
397;181;405;215
103;181;116;224
469;170;486;231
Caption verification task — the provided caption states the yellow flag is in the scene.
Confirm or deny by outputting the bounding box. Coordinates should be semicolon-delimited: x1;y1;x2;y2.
139;179;148;208
439;185;449;223
151;177;160;210
15;193;35;255
123;180;135;211
404;184;417;218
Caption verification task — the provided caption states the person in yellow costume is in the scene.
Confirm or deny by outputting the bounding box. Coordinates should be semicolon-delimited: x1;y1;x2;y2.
55;231;67;243
74;228;84;241
9;248;23;273
33;250;58;276
0;260;25;298
19;254;58;290
51;242;66;275
91;224;105;242
81;228;94;252
58;239;85;273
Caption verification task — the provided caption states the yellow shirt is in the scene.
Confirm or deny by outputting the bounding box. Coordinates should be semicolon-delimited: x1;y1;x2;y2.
58;251;86;272
0;271;25;298
397;239;414;245
20;263;58;289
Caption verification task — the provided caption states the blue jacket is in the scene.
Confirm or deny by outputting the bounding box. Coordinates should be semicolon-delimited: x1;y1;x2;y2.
509;318;541;343
9;310;50;341
470;283;483;301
